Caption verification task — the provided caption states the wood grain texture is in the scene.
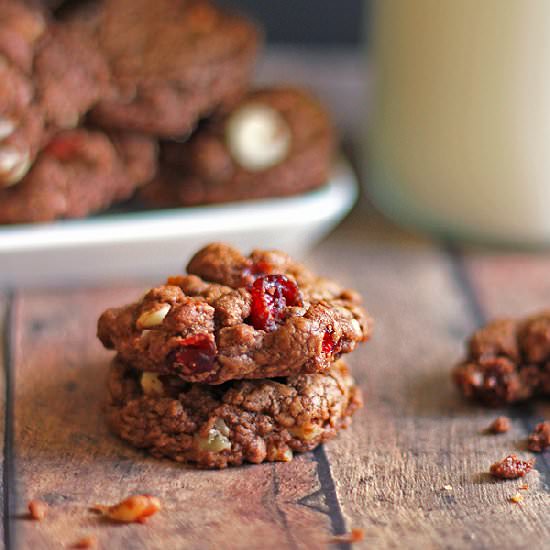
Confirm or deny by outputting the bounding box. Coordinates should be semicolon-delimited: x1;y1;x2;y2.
4;209;550;549
305;212;549;549
0;293;7;547
8;287;341;550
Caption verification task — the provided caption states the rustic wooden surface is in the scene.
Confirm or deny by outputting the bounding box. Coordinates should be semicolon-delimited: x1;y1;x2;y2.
1;50;549;549
1;208;549;550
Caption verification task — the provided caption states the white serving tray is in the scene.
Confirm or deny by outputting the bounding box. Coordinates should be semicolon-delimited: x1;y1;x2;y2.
0;160;358;288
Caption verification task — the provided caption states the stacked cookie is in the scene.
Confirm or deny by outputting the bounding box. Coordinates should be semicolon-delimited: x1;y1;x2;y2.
97;243;372;468
0;0;336;224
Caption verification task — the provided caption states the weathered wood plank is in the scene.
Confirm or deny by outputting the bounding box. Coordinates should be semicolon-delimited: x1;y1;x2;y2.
9;287;339;549
461;249;550;480
0;292;8;548
307;212;549;549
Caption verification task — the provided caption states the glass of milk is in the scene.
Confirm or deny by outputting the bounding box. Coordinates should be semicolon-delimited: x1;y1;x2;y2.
367;0;550;245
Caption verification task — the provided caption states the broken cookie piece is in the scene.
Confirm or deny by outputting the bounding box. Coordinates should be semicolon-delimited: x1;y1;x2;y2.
453;312;550;405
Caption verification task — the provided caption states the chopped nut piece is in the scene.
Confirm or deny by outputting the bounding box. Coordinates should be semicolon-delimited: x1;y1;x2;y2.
509;493;523;504
527;421;550;452
28;499;48;520
329;528;365;544
141;372;164;397
137;304;171;328
0;147;31;187
289;422;324;441
195;420;232;453
93;495;161;523
490;455;535;479
71;535;97;548
487;416;511;434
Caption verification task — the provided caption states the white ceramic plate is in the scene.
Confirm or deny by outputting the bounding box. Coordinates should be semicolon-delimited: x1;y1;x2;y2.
0;160;358;288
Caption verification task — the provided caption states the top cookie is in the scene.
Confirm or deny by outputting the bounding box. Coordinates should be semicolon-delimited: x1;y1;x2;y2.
70;0;260;136
97;243;372;384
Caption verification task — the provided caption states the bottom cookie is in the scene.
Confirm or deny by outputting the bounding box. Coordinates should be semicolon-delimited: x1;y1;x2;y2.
108;358;363;469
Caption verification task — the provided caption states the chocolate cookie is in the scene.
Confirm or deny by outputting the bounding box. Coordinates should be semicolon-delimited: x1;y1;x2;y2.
140;87;335;207
0;3;111;187
0;128;157;224
108;357;362;469
97;243;371;384
453;312;550;406
69;0;259;136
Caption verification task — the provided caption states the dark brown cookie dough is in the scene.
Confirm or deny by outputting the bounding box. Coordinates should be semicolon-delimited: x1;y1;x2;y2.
0;128;157;224
69;0;259;136
527;421;550;452
453;313;550;406
140;87;335;207
0;2;111;187
108;357;363;469
98;243;372;384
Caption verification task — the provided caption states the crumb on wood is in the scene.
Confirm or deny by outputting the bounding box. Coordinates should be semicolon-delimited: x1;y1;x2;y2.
329;528;365;544
518;483;529;491
441;484;453;491
527;421;550;452
28;500;48;520
490;455;535;479
486;416;511;434
92;495;161;523
509;493;523;504
70;535;97;548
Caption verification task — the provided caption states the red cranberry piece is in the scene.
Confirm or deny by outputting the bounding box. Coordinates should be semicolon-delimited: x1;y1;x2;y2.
322;327;342;355
44;135;84;162
248;275;302;331
171;334;216;375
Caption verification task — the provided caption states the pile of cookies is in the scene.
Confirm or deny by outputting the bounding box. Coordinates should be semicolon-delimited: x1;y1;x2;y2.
97;242;371;468
0;0;335;224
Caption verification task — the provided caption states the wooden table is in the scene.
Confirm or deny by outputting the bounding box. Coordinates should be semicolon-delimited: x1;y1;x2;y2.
1;50;549;550
1;203;549;549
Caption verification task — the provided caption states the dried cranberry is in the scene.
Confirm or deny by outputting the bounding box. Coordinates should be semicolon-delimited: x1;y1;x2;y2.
170;334;216;375
248;275;302;331
44;135;84;162
322;327;342;355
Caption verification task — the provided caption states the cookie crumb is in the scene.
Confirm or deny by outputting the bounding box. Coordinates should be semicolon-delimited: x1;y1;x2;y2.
490;455;535;479
527;421;550;452
28;500;47;520
71;535;97;548
442;484;453;491
487;416;510;434
509;493;523;504
329;528;365;544
93;495;161;523
518;483;529;491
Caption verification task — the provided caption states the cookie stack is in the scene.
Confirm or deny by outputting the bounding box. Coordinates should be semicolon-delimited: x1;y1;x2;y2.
0;0;335;224
97;243;371;468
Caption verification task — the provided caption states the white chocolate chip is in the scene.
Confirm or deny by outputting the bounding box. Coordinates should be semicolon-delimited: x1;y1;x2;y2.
226;103;291;171
350;318;362;337
196;419;231;453
141;372;164;397
0;146;30;187
137;304;171;329
0;117;16;140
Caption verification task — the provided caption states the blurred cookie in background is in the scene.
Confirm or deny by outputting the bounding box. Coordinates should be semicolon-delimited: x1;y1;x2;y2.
139;87;335;207
0;128;157;224
68;0;260;136
0;1;111;188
